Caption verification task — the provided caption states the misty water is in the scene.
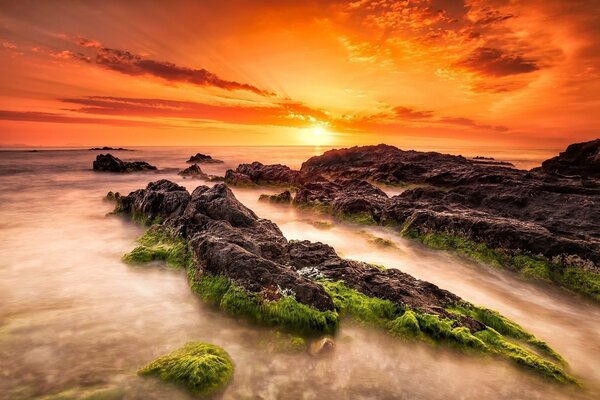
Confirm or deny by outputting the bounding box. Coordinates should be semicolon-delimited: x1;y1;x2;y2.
1;147;598;400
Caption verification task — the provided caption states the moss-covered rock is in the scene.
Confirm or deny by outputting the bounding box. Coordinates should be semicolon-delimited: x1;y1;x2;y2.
407;230;600;302
122;227;190;269
321;280;575;383
189;273;339;335
138;342;233;396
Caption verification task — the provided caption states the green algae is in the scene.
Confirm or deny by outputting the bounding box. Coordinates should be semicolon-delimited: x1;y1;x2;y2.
404;229;600;302
122;227;190;269
138;342;233;396
188;272;339;335
320;280;574;383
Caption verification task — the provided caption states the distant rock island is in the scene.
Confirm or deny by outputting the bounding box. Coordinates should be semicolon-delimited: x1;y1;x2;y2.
225;139;600;301
178;164;207;178
93;153;157;172
89;146;133;151
187;152;224;163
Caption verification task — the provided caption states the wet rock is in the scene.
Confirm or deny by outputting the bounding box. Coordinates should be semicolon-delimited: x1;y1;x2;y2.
93;153;157;172
538;139;600;179
116;180;480;325
259;190;292;203
225;162;302;186
309;337;335;356
179;164;207;178
187;153;224;163
294;179;388;223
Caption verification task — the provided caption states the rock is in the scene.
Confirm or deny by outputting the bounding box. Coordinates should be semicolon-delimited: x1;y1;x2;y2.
538;139;600;179
116;180;473;323
294;179;388;223
225;162;301;186
114;180;573;381
239;143;599;299
92;153;157;172
187;153;224;163
89;146;132;151
179;164;207;178
259;190;292;204
309;337;335;356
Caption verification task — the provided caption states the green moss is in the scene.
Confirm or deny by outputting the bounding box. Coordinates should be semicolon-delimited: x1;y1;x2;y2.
388;310;420;337
122;227;190;269
446;301;565;364
321;280;400;327
406;231;600;302
336;211;377;225
320;280;573;383
311;220;334;230
267;331;306;353
369;263;387;271
369;236;397;248
138;342;233;396
258;193;291;204
475;329;575;384
189;273;339;335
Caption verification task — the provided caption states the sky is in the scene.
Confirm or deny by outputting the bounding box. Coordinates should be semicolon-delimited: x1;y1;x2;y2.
1;0;599;148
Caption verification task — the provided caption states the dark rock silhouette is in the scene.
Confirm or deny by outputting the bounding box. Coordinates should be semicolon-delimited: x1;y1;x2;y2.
537;139;600;179
93;153;157;172
187;153;224;163
179;164;207;178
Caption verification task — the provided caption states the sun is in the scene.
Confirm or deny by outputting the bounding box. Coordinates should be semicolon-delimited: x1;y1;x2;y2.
313;126;324;137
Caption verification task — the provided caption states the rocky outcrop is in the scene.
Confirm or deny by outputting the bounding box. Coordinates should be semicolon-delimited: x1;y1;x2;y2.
187;153;224;163
117;180;473;321
89;146;132;151
294;179;389;223
93;153;157;172
179;164;207;178
538;139;600;179
113;179;573;382
259;190;292;204
231;142;599;299
225;162;304;186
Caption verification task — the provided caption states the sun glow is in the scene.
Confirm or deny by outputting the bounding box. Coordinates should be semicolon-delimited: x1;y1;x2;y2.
305;125;331;145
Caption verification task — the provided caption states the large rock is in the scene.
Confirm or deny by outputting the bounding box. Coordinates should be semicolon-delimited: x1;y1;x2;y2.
538;139;600;179
116;180;476;323
187;153;224;163
225;161;324;186
93;153;157;172
179;164;208;178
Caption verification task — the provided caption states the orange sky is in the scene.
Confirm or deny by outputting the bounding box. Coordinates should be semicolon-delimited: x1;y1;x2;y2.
1;0;599;148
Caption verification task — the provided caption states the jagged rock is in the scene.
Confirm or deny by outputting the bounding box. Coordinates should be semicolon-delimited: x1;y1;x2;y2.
538;139;600;179
225;161;325;186
187;153;224;163
116;180;479;324
259;190;292;203
294;179;388;223
92;153;157;172
179;164;207;178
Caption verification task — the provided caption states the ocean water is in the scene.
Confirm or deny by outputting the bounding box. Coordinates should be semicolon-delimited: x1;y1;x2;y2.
0;146;598;400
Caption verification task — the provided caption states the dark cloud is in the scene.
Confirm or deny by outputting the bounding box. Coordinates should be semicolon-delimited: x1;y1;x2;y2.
439;116;508;131
455;47;539;76
61;38;274;96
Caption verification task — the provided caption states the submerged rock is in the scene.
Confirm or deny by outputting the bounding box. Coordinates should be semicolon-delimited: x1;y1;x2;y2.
93;153;157;172
179;164;207;178
187;152;224;163
309;337;335;357
139;342;233;396
112;179;574;382
259;190;292;204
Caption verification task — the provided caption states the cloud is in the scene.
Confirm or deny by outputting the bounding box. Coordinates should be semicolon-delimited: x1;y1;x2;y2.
56;37;273;96
393;106;434;120
59;96;327;127
0;110;158;127
455;47;539;76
